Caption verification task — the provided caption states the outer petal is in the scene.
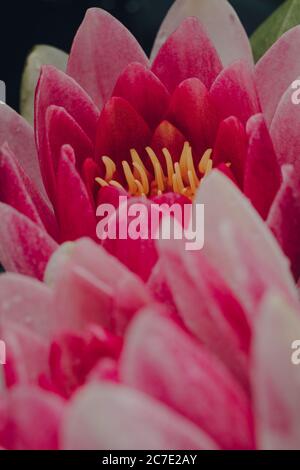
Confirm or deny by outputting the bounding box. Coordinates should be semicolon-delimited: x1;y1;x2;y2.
0;143;57;238
244;114;282;220
152;17;222;93
62;383;218;450
121;309;254;449
268;166;300;280
0;103;44;197
67;8;149;109
55;145;96;242
35;66;99;200
167;78;217;157
151;0;253;67
45;238;152;335
196;171;298;313
252;293;300;450
255;26;300;127
158;236;251;388
0;387;64;450
21;45;68;125
112;63;170;130
270;85;300;168
0;203;57;279
210;60;260;126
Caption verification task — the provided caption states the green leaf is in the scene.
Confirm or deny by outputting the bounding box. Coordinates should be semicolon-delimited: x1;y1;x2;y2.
251;0;300;62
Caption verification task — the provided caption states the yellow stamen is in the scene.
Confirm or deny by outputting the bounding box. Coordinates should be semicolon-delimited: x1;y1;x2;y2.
96;143;215;200
199;149;213;174
102;156;116;181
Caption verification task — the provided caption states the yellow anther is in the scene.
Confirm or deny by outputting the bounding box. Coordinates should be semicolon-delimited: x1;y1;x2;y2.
133;162;149;195
102;156;116;181
174;162;185;193
109;180;124;190
199;149;213;174
188;170;197;195
146;147;165;193
134;179;145;197
204;159;213;177
122;161;137;194
130;149;148;175
162;148;174;187
95;177;109;188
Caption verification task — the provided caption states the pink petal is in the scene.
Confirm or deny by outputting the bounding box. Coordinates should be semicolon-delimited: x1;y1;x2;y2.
167;78;217;157
252;293;300;449
255;26;300;127
196;172;298;313
150;120;186;166
151;0;253;68
95;97;151;175
0;143;58;239
0;103;45;197
55;145;96;242
244;114;282;220
62;383;218;450
270;85;300;168
35;65;99;199
45;105;94;174
112;62;170;129
0;387;64;450
158;237;251;388
67;8;149;109
101;197;159;281
121;309;254;449
152;18;222;93
210;60;260;126
0;203;57;279
212;116;247;187
45;238;152;335
268;166;300;280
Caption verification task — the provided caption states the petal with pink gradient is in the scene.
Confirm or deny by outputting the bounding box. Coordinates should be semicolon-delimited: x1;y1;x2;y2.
158;236;250;389
210;60;260;126
151;0;253;67
121;309;254;449
244;114;282;220
95;97;151;175
112;63;170;130
0;387;64;450
0;203;57;280
212;116;247;187
255;26;300;127
152;17;222;93
268;166;300;280
62;383;218;450
45;238;152;335
0;103;45;197
167;78;217;157
270;85;300;168
0;143;57;239
196;172;298;314
55;145;96;242
35;66;99;199
252;293;300;450
67;8;149;109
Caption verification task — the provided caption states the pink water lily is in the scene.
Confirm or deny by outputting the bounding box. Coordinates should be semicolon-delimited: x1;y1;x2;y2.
0;0;261;282
0;172;299;450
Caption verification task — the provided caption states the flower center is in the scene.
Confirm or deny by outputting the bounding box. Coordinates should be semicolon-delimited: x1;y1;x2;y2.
96;142;213;199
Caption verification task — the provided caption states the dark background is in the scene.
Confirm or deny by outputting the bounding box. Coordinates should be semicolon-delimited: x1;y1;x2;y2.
1;0;283;111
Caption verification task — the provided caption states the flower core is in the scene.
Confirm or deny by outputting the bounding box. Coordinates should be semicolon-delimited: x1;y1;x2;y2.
96;142;213;199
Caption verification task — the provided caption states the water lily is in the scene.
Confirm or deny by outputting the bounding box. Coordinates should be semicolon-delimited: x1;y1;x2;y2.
0;172;299;450
0;0;263;282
